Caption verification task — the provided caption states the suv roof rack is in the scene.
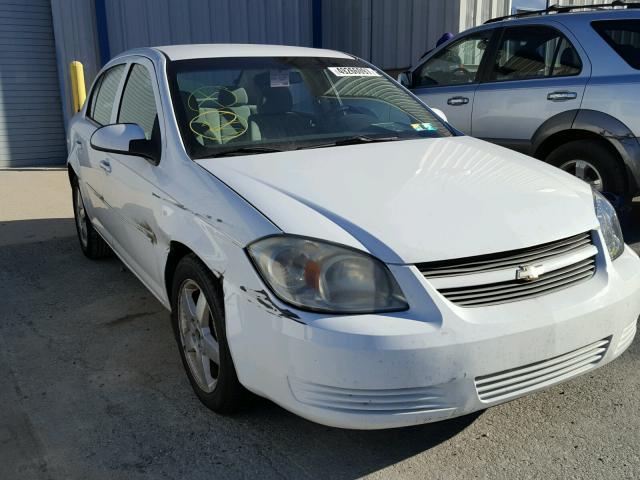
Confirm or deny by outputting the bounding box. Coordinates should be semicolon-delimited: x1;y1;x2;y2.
485;1;640;24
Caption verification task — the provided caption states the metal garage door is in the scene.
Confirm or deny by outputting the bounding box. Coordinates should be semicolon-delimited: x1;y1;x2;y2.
0;0;66;168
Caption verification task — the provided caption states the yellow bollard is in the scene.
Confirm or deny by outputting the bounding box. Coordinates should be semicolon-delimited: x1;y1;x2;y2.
69;61;87;113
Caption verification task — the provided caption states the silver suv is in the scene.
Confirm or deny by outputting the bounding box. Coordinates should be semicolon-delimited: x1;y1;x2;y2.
402;5;640;200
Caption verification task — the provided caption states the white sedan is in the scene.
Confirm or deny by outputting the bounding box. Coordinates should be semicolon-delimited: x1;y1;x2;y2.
67;44;640;430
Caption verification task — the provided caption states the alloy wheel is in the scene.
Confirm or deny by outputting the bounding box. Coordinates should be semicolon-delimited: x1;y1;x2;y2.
559;159;604;192
178;279;220;393
75;187;89;247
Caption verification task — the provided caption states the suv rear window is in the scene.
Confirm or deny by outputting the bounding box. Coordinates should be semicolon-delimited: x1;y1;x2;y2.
592;20;640;70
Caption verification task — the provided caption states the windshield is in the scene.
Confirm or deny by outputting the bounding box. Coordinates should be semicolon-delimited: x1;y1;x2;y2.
167;56;453;159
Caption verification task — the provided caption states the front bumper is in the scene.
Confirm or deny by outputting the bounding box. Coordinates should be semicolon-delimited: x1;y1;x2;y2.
225;245;640;430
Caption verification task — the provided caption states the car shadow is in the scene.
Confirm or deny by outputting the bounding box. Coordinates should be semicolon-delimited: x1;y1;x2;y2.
0;218;483;479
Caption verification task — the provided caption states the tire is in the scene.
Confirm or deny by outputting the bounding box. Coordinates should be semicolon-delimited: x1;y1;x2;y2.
71;178;111;259
171;254;245;413
545;140;627;198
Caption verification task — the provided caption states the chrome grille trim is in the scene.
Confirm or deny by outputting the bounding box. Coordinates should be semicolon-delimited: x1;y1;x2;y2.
475;338;610;402
418;232;592;278
439;257;596;307
417;232;597;307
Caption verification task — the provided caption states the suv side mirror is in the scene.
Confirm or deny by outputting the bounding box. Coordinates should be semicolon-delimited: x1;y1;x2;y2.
90;123;159;164
397;71;412;88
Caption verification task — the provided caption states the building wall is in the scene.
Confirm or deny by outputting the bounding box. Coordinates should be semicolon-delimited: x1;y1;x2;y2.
103;0;313;57
322;0;511;71
50;0;101;131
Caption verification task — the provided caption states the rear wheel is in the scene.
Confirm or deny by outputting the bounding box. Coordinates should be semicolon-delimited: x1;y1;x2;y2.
546;140;626;198
71;179;111;259
171;254;245;413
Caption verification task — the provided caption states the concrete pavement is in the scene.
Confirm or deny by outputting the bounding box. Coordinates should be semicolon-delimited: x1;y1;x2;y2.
1;169;639;479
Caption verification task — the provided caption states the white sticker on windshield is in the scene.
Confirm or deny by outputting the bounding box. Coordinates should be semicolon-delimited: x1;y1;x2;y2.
327;67;380;77
270;69;290;87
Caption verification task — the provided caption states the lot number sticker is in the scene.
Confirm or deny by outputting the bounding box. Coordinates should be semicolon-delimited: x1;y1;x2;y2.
328;67;380;77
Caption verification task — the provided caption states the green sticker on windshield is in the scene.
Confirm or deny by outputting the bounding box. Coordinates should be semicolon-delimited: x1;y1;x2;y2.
411;122;437;132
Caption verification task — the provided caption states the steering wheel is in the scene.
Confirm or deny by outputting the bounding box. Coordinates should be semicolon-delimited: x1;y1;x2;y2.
451;67;473;83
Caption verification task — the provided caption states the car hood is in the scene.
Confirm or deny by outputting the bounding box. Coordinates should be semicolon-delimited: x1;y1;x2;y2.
197;136;598;264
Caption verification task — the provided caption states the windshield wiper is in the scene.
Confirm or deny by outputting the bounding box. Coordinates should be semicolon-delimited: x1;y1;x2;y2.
297;135;401;150
194;146;290;159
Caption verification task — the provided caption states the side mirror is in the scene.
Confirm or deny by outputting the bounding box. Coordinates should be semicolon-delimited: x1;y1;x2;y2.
397;71;412;88
90;123;159;164
431;108;448;124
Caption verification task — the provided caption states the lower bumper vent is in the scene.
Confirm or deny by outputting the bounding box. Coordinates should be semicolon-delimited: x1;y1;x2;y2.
475;337;610;402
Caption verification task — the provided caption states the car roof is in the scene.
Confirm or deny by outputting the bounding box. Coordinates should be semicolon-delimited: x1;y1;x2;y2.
486;7;640;27
152;44;354;61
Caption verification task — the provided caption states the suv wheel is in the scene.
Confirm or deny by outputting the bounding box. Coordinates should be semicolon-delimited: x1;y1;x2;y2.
546;140;626;198
72;179;111;259
171;254;245;413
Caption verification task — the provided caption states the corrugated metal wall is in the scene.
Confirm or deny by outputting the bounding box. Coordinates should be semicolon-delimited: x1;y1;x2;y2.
103;0;313;57
50;0;101;132
323;0;511;71
0;0;66;167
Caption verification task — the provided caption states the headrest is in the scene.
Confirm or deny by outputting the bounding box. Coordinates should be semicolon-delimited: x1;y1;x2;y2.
560;47;580;69
218;87;248;107
260;88;293;114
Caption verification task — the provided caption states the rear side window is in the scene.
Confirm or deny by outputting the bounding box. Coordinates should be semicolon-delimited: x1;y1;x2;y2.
118;64;158;140
593;20;640;70
89;65;125;125
490;26;582;81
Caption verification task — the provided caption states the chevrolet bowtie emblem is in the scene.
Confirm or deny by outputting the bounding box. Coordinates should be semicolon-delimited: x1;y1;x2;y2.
516;264;545;282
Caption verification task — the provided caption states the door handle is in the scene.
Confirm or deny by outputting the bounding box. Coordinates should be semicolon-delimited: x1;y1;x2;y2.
547;91;577;102
447;96;469;106
99;159;112;174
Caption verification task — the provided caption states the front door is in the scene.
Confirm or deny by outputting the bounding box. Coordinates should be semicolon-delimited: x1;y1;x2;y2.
411;29;495;134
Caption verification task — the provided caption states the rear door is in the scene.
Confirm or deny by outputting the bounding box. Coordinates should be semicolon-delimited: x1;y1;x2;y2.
77;64;126;237
472;23;590;153
410;29;496;134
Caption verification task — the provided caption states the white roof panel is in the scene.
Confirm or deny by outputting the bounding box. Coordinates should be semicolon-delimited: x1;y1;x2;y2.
154;44;353;60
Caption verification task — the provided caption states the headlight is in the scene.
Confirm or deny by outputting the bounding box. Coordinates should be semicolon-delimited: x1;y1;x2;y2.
247;235;409;314
593;190;624;261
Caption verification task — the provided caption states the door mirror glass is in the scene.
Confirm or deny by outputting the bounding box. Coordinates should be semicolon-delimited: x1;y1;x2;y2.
415;32;492;88
90;123;159;163
397;71;412;88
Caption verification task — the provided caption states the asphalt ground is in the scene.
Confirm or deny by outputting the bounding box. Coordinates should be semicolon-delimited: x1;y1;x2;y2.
1;169;639;479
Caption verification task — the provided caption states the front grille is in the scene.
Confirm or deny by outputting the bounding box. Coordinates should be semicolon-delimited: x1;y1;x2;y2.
418;232;597;307
418;232;592;278
288;378;455;414
439;257;596;307
475;337;610;402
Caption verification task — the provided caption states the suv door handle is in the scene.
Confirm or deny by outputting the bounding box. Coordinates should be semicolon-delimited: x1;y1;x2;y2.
75;140;83;153
99;159;112;174
447;96;469;106
547;91;577;102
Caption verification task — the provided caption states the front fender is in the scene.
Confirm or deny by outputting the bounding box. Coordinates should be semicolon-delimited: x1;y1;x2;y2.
532;109;640;196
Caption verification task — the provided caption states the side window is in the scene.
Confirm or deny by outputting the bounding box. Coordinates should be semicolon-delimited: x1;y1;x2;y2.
89;65;125;125
118;64;158;140
491;26;581;82
592;20;640;70
415;31;492;87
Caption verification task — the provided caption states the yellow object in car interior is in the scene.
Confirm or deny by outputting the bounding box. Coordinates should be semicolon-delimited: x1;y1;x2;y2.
70;61;86;113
